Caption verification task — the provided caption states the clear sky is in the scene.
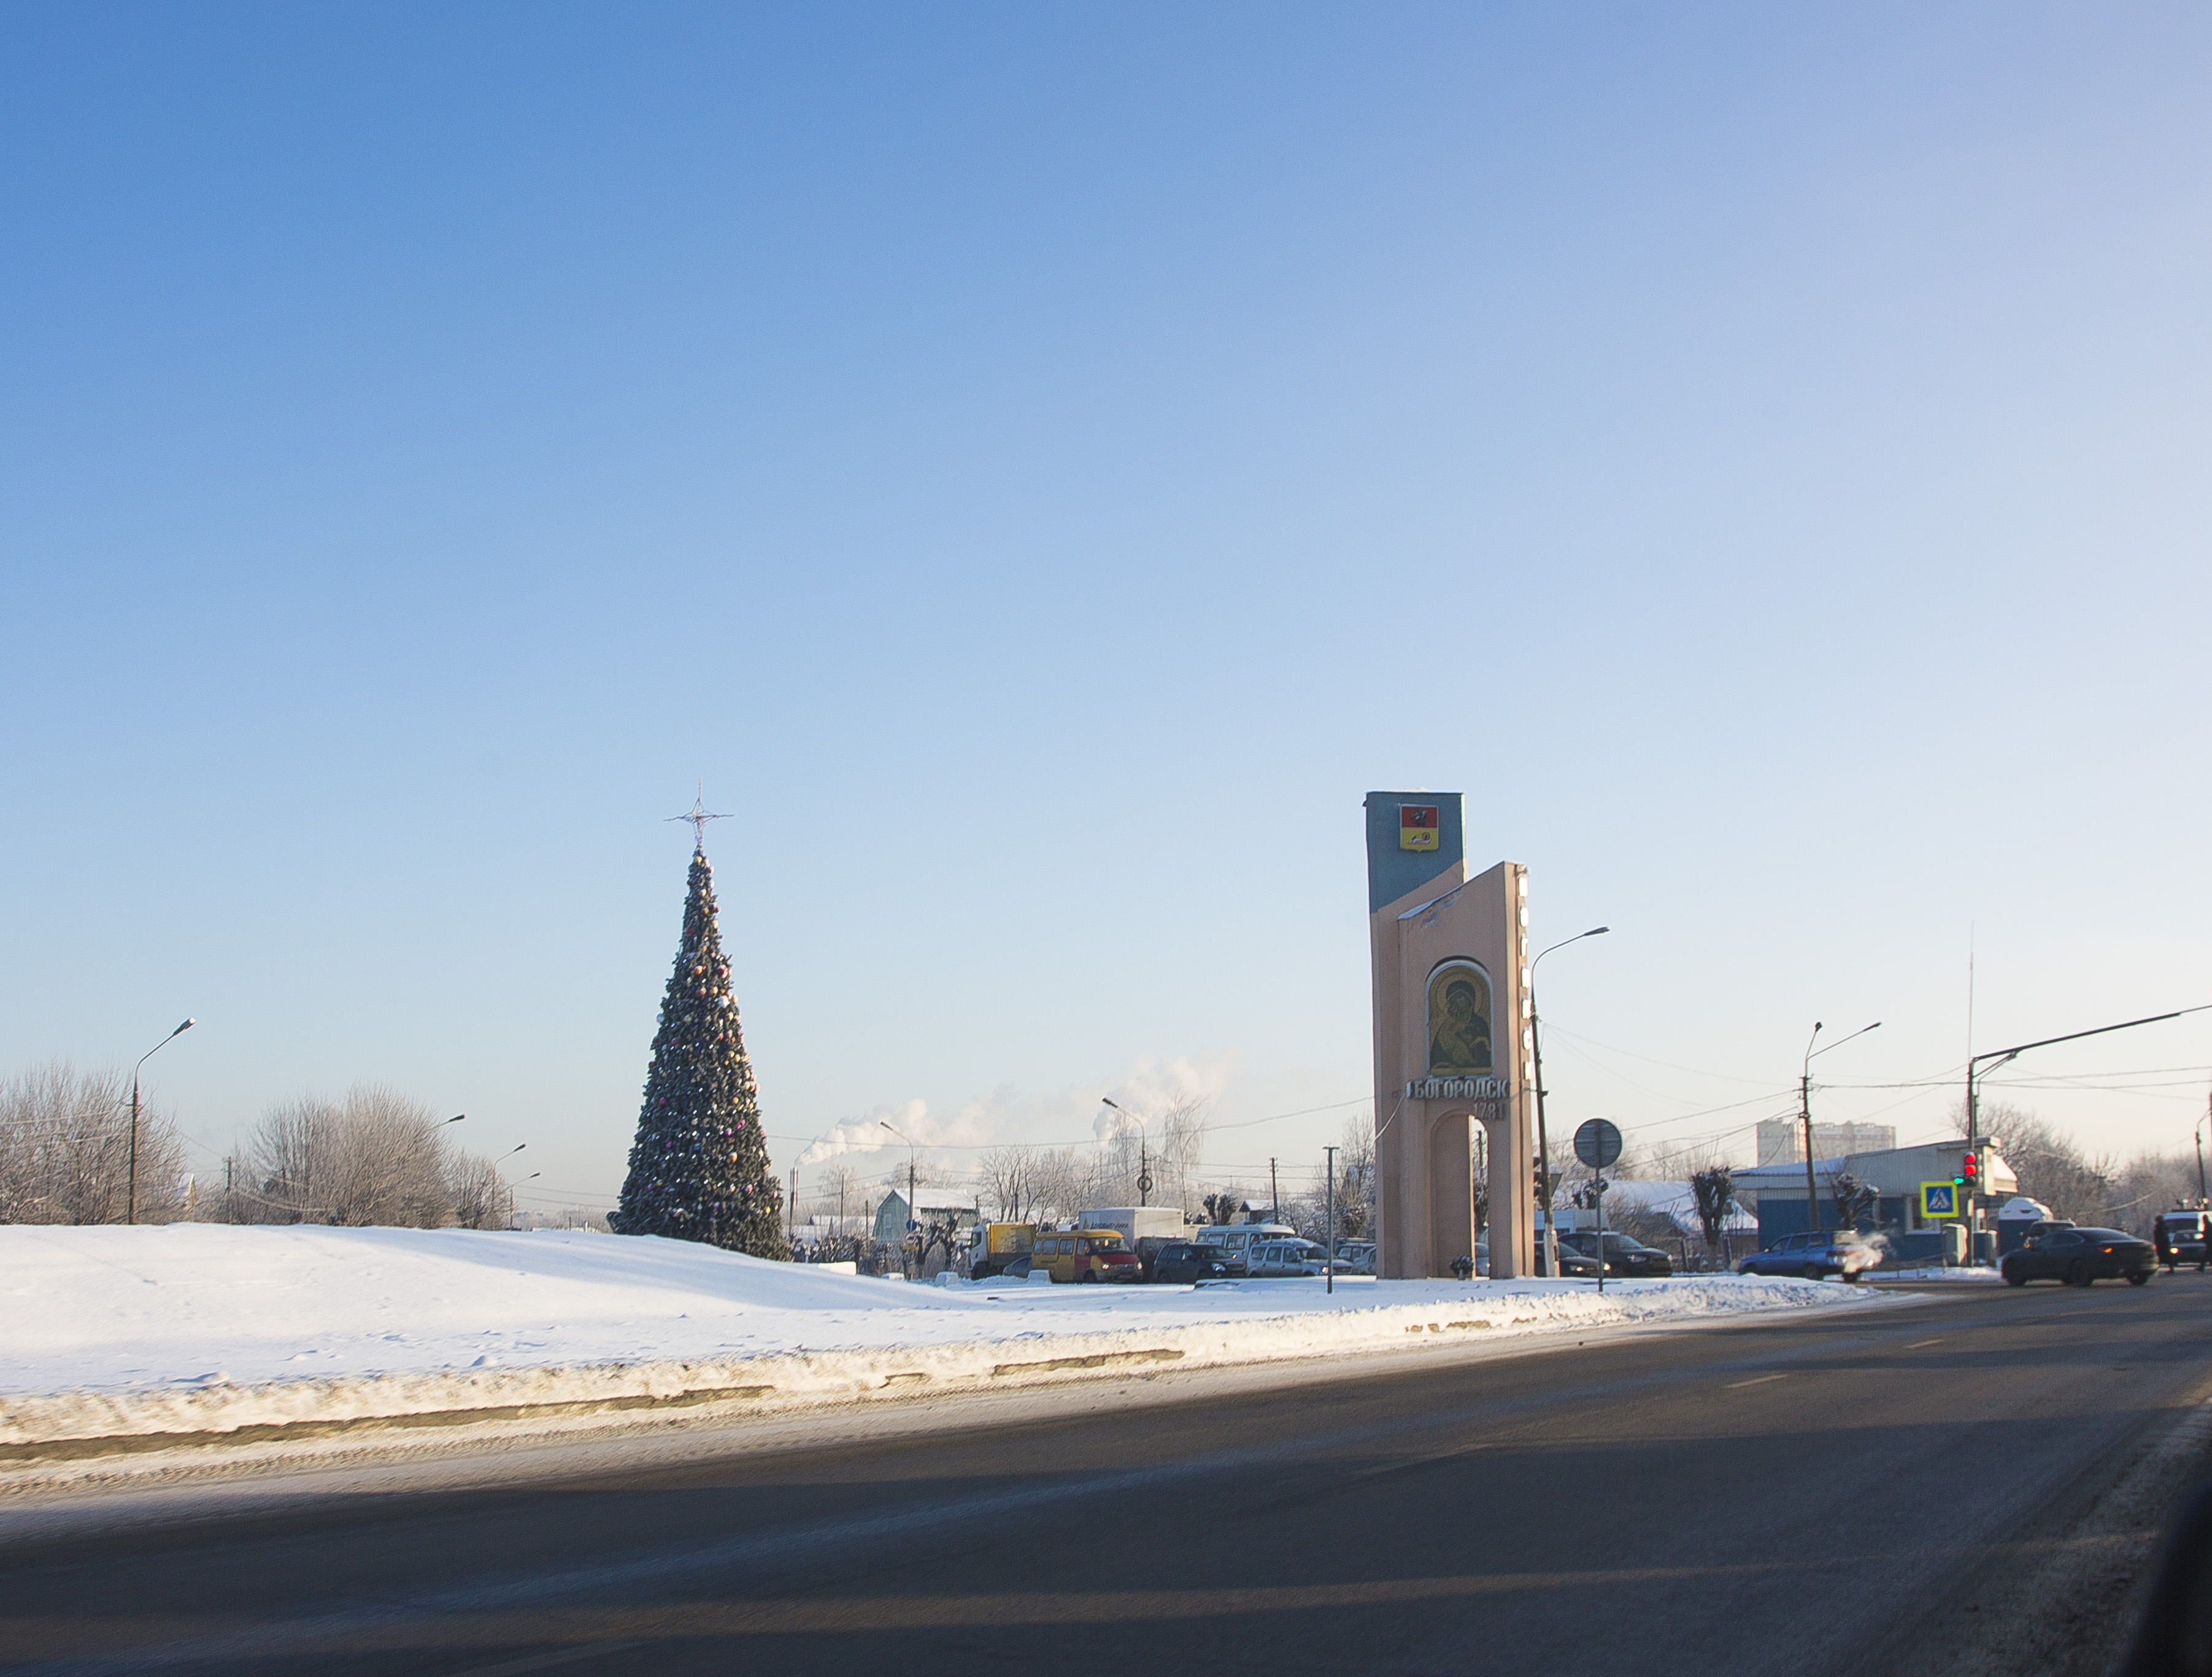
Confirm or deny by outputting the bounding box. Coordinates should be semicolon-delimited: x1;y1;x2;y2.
5;4;2208;1217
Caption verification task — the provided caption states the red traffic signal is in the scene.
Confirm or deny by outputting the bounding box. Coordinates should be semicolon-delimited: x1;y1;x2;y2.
1955;1151;1980;1190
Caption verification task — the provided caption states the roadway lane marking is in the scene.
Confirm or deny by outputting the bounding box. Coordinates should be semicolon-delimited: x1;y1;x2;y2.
3;1564;1841;1666
1903;1338;1944;1349
452;1643;642;1676
1724;1374;1787;1389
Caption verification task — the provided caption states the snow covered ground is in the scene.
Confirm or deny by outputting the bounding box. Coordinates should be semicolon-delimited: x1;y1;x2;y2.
1;1225;1892;1451
1875;1264;2009;1281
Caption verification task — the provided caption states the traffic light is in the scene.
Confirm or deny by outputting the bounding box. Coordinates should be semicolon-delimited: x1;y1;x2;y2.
1957;1151;1979;1192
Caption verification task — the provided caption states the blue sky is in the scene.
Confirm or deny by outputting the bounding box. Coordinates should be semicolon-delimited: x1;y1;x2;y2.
5;4;2208;1214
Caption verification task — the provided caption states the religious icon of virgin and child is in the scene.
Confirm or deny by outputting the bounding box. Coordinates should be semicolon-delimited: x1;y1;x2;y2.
1427;964;1493;1074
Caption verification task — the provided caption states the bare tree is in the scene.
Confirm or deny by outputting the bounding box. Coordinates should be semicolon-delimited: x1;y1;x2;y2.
1334;1114;1378;1241
243;1084;469;1228
1829;1170;1878;1232
1201;1188;1252;1227
447;1151;514;1230
977;1146;1035;1222
0;1062;192;1225
1690;1165;1737;1266
1096;1097;1211;1212
1028;1146;1100;1225
1961;1101;2117;1228
2109;1149;2200;1238
820;1163;861;1234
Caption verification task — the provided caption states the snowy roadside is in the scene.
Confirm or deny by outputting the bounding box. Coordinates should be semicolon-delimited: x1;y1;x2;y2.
1;1225;1894;1460
1871;1265;2008;1282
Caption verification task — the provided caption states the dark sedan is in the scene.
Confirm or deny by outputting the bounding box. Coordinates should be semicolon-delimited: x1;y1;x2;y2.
1150;1242;1240;1284
2001;1226;2156;1287
1521;1238;1600;1279
1559;1232;1674;1278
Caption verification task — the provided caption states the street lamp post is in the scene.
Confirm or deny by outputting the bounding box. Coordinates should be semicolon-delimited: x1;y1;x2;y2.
1100;1097;1150;1206
2196;1097;2209;1209
507;1169;540;1230
126;1018;195;1226
1324;1144;1338;1295
1800;1020;1881;1239
487;1143;525;1230
881;1120;919;1276
1965;1004;2212;1254
1528;927;1608;1279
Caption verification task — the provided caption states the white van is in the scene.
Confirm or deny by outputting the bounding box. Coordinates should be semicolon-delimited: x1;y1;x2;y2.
1191;1224;1297;1266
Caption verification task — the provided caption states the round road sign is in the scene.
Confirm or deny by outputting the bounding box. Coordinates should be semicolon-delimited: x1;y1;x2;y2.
1573;1117;1623;1170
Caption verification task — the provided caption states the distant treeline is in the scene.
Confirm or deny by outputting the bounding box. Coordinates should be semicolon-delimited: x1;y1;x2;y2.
0;1066;517;1230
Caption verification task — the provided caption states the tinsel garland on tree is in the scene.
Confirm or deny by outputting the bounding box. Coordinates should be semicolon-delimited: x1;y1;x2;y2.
610;846;788;1258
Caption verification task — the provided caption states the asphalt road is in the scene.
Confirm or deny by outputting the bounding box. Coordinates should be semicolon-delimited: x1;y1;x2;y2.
7;1274;2211;1677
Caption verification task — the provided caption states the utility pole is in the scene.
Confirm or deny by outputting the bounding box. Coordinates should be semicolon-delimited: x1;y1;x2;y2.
2197;1090;2209;1209
789;1165;798;1241
1528;927;1608;1279
1800;1023;1821;1240
1270;1158;1279;1225
1801;1020;1881;1241
1324;1146;1338;1295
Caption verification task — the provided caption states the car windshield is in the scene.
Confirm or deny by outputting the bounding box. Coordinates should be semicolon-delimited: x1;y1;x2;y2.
2076;1229;2134;1243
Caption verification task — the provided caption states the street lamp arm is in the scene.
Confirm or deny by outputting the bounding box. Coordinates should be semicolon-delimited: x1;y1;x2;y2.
133;1017;196;1082
1808;1020;1881;1065
1971;1004;2211;1072
1532;927;1610;973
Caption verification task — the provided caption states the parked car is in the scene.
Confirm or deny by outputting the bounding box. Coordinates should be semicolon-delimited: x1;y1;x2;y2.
2154;1211;2209;1271
1332;1241;1376;1276
1247;1239;1329;1278
1736;1231;1870;1281
1557;1232;1674;1278
1533;1236;1600;1279
2001;1226;2156;1287
1030;1228;1142;1283
1190;1224;1299;1269
1462;1236;1600;1278
1150;1242;1239;1284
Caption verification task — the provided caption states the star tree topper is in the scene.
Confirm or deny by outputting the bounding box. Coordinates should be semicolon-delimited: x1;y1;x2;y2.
668;783;731;854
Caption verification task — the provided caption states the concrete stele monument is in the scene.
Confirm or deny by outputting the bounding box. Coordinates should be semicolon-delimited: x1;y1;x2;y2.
1365;792;1534;1280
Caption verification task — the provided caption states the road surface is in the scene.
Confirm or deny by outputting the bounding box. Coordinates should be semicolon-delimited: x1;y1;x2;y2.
6;1274;2209;1676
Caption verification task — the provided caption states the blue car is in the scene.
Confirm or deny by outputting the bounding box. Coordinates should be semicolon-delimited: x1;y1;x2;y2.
1737;1231;1868;1281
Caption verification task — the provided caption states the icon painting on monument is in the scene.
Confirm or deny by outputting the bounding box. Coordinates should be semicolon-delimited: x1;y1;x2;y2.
1427;961;1493;1074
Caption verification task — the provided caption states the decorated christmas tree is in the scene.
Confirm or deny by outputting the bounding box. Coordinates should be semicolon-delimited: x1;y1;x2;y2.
611;836;788;1258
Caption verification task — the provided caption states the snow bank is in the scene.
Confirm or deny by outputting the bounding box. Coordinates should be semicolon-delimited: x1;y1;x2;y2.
0;1225;1887;1452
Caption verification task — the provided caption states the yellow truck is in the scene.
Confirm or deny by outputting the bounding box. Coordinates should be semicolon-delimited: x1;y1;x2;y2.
965;1221;1038;1281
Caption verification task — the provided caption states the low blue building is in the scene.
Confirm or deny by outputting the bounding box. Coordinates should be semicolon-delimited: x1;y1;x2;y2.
1730;1139;2018;1262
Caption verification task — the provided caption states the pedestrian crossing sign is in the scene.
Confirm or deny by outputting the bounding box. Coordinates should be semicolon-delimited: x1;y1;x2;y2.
1921;1181;1959;1219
